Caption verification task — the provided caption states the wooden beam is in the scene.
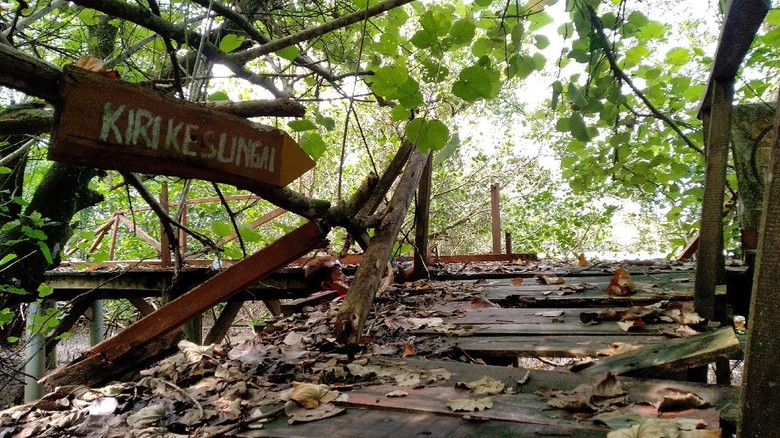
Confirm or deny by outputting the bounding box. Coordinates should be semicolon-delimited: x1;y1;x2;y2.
159;182;171;268
698;0;770;117
203;301;244;345
413;154;433;280
577;327;740;378
335;151;429;346
116;213;161;252
695;79;733;320
491;183;501;254
41;221;328;387
738;90;780;437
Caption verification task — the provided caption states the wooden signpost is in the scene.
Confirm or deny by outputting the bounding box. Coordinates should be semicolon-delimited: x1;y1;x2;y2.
50;66;314;189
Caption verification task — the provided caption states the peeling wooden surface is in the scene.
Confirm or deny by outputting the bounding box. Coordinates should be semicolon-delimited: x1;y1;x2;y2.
577;327;740;378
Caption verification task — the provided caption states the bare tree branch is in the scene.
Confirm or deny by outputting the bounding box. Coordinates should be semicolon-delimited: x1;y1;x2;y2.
225;0;415;65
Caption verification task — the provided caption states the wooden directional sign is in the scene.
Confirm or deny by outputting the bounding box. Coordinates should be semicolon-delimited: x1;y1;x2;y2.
50;66;314;189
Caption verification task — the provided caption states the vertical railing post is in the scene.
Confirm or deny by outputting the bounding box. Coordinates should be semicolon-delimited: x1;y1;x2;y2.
491;183;501;254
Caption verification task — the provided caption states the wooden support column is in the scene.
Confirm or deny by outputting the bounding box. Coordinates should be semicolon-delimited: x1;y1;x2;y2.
89;300;104;346
204;301;244;345
491;183;501;254
335;151;429;346
108;214;120;260
178;203;187;254
41;221;328;388
738;92;780;438
505;232;512;255
695;79;733;321
413;154;433;280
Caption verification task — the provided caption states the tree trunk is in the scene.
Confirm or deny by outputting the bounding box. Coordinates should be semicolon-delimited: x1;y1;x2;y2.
335;150;429;346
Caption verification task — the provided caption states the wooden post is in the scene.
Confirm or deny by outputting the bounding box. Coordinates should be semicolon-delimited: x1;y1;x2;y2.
491;183;501;254
505;232;512;255
41;221;328;387
108;213;120;260
694;79;733;321
89;300;104;346
160;182;171;268
204;302;244;345
24;302;45;402
738;91;780;437
335;151;429;346
413;154;433;280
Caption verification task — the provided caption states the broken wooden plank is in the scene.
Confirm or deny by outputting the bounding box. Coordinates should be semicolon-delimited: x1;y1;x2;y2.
412;153;432;280
41;221;328;387
452;334;670;358
335;151;430;346
576;326;740;378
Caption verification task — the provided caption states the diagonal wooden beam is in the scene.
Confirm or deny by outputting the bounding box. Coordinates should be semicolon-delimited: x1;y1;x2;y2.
41;221;328;387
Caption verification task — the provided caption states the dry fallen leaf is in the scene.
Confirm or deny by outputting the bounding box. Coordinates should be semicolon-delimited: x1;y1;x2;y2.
87;397;118;416
385;390;409;397
177;339;215;362
285;402;345;424
606;267;635;296
446;397;493;412
577;253;589;267
654;387;710;412
535;310;564;317
455;376;505;396
511;278;524;286
604;342;643;356
540;275;565;285
470;296;500;308
617;320;646;332
288;382;339;409
606;418;679;438
126;404;166;429
402;344;416;358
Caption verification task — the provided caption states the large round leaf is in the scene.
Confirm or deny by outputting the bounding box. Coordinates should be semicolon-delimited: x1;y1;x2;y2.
406;119;450;153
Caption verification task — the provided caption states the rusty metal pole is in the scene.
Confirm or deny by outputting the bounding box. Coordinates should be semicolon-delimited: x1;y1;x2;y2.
491;183;501;254
160;182;171;268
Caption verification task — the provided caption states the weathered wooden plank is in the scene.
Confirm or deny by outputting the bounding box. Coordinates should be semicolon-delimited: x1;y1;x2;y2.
251;406;605;438
280;290;341;315
577;327;740;378
452;334;670;358
203;301;244;345
51;67;314;189
400;358;739;426
41;221;327;387
739;90;780;437
419;322;674;337
698;0;770;115
490;183;501;254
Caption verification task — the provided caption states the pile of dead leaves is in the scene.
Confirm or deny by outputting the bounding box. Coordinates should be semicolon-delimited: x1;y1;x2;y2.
580;301;706;337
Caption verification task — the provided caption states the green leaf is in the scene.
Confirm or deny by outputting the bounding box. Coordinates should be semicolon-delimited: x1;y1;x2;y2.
421;60;449;83
370;66;423;108
288;119;318;132
452;65;494;102
528;11;553;31
623;45;648;69
411;29;438;49
627;11;649;27
406;119;450;153
534;34;550;49
766;9;780;26
637;21;665;40
449;19;476;45
471;38;494;57
275;46;300;61
37;241;52;265
551;80;563;110
569;112;591;142
219;34;245;53
300;132;328;161
435;132;460;164
531;52;546;70
0;254;17;267
211;222;233;237
37;283;53;298
314;111;336;131
6;336;19;343
420;9;452;37
395;77;425;109
77;9;101;25
238;227;262;243
0;166;11;175
567;83;588;108
665;47;691;66
207;91;230;102
391;105;411;122
511;22;524;50
474;0;492;7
